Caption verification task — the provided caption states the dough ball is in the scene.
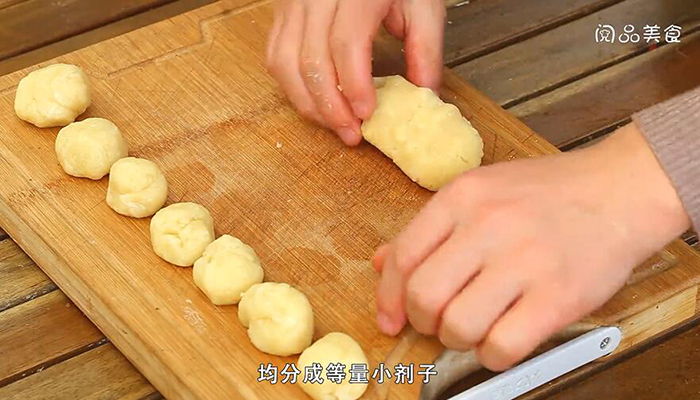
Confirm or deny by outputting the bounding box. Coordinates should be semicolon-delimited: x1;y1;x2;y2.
238;282;314;356
361;75;484;191
297;332;369;400
193;235;264;305
150;202;215;267
107;157;168;218
55;118;129;180
14;63;91;128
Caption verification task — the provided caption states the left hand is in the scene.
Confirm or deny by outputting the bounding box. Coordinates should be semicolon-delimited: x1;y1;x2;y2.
372;123;690;371
266;0;445;145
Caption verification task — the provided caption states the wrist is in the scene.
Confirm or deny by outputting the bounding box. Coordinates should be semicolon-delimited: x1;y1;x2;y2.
594;123;691;245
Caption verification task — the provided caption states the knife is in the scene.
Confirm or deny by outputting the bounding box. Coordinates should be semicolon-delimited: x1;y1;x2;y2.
420;323;620;400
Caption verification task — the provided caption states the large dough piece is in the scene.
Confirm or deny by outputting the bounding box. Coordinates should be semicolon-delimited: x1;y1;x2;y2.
361;75;484;191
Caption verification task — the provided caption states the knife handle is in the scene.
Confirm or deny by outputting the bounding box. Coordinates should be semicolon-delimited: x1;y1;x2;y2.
448;326;622;400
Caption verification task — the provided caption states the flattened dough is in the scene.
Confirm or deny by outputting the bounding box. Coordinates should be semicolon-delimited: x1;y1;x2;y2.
193;235;264;305
297;332;369;400
55;118;129;180
14;63;91;128
238;282;314;356
361;75;484;191
107;157;168;218
150;202;215;267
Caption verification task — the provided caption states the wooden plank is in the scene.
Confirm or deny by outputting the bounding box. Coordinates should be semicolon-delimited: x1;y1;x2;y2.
0;238;57;312
548;323;700;400
0;226;6;240
0;344;156;400
444;0;622;65
0;0;26;10
0;290;104;385
510;31;700;148
1;1;699;398
521;316;700;399
0;0;178;61
0;0;619;76
454;0;700;108
0;0;217;77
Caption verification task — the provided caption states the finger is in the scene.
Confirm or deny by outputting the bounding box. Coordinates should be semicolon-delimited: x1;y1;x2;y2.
267;1;323;124
266;2;284;65
376;264;408;336
477;285;579;371
404;0;445;90
383;3;406;39
300;1;362;145
438;263;523;351
372;243;391;272
376;193;457;335
405;229;483;335
330;0;391;120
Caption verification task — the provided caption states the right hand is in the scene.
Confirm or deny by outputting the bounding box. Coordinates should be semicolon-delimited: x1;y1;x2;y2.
266;0;446;145
372;123;691;370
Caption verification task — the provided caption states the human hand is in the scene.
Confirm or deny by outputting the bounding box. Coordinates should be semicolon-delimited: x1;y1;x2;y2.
373;123;690;371
266;0;445;145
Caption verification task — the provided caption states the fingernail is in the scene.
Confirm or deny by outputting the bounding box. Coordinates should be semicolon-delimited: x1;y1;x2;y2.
337;127;361;145
351;101;370;120
377;312;395;335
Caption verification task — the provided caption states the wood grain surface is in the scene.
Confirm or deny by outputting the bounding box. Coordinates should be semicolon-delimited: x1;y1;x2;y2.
0;238;56;312
0;343;156;400
0;0;552;397
0;0;25;10
0;290;103;386
0;0;217;77
547;319;700;400
455;0;700;108
512;31;700;148
0;0;179;61
2;0;700;399
443;0;623;65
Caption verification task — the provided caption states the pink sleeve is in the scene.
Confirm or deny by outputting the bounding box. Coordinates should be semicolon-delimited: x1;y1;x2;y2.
632;86;700;230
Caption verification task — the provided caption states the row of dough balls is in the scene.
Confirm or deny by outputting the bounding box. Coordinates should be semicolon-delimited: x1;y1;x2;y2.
157;207;370;400
15;63;369;400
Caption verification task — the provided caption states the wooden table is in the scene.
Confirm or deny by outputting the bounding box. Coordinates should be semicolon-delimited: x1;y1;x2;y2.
1;0;699;398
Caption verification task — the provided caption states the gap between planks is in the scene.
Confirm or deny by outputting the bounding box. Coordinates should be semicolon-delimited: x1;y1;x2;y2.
0;343;159;399
505;24;700;111
0;0;181;62
454;0;700;109
0;338;111;387
444;0;626;67
0;237;58;312
0;0;27;11
523;313;700;399
546;28;700;151
0;289;109;387
0;0;217;76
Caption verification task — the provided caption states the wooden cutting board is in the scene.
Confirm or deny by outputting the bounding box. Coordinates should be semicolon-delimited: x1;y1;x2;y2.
1;0;700;399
